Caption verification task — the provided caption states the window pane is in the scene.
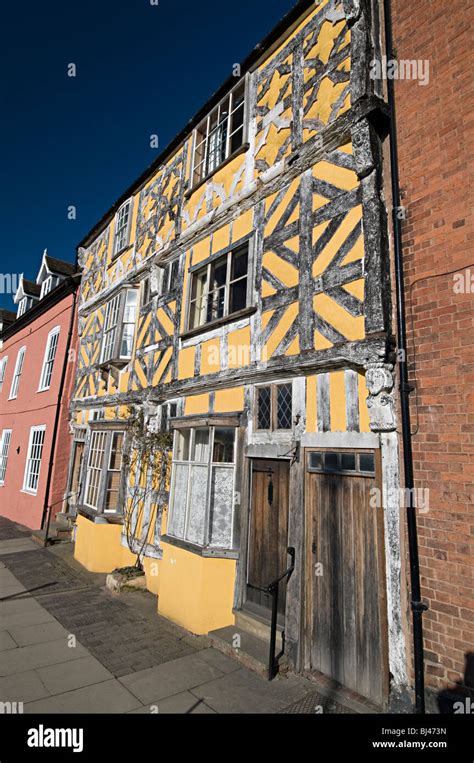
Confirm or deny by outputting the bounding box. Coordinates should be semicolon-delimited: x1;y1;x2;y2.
109;432;123;470
168;463;189;538
231;247;248;279
209;466;234;548
185;465;208;545
175;430;190;461
189;270;208;328
308;452;322;470
213;429;234;463
192;429;209;462
341;453;356;471
359;453;375;473
276;383;292;429
257;386;271;429
324;452;338;471
105;471;121;512
207;287;225;322
120;324;134;358
229;278;247;314
123;290;138;322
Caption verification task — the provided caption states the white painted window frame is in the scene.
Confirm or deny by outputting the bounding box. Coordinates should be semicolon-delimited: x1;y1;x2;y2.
113;199;132;257
9;346;26;399
0;357;7;393
190;75;248;187
0;429;12;485
38;326;60;391
23;425;46;495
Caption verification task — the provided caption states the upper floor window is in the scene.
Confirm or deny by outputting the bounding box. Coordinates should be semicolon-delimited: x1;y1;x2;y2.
188;242;250;331
0;429;12;484
191;79;246;187
38;327;60;391
17;298;30;317
113;200;132;256
0;358;7;393
83;429;124;513
159;259;179;297
256;382;293;431
100;289;138;365
9;347;26;399
40;276;59;298
23;425;46;494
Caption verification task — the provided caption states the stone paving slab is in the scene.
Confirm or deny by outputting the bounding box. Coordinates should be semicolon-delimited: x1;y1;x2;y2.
119;652;226;703
7;620;69;647
36;656;114;695
25;679;143;714
0;630;18;651
0;605;56;630
196;647;241;675
0;636;88;676
0;669;51;703
0;539;38;555
191;668;313;714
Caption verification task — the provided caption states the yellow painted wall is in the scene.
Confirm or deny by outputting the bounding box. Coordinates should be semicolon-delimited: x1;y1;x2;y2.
73;515;161;596
158;541;236;634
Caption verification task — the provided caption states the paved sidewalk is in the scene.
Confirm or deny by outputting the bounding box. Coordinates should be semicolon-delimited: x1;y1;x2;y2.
0;517;354;714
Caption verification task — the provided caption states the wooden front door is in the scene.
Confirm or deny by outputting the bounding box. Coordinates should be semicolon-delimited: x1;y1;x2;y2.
305;449;388;705
246;459;290;618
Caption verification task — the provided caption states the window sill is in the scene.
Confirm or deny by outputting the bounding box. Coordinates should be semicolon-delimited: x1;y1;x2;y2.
98;357;130;371
161;534;239;560
21;489;38;497
184;143;250;199
77;505;124;524
110;244;133;262
180;305;256;341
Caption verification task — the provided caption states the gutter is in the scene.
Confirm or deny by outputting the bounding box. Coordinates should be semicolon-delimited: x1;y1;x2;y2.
383;0;427;713
40;284;78;536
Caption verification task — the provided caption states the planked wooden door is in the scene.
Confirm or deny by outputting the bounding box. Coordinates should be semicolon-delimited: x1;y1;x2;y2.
246;459;290;618
305;449;388;705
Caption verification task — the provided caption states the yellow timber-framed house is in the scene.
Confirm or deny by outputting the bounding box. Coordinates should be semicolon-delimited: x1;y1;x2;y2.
68;0;409;708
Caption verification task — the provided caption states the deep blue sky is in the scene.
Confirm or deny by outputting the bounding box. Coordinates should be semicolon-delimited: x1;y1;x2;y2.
0;0;295;309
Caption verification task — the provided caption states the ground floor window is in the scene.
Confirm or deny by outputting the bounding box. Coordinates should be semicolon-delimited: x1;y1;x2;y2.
0;429;12;484
23;426;46;494
168;426;236;549
83;429;125;513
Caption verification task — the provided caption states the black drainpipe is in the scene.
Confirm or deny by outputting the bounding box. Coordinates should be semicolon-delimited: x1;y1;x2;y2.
41;282;78;538
383;0;427;713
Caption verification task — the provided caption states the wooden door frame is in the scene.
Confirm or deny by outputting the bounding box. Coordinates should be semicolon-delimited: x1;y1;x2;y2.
302;446;390;702
236;455;291;613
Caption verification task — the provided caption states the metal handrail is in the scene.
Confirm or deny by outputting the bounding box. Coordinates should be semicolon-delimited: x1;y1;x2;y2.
247;546;295;680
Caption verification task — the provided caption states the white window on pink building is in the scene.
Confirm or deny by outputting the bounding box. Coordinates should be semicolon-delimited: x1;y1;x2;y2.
23;425;46;494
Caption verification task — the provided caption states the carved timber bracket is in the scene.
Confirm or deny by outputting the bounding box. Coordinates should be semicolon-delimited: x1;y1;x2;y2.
365;361;396;432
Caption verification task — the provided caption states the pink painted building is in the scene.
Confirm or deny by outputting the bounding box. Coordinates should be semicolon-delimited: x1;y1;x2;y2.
0;253;79;530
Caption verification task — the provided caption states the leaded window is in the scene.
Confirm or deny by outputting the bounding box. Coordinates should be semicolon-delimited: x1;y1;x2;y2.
256;382;293;431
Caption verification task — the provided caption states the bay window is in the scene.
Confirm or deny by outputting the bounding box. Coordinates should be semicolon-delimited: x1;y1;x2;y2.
83;429;125;513
100;289;138;366
168;426;236;549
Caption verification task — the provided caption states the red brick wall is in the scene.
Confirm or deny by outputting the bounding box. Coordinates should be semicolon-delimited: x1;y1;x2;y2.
392;0;474;691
